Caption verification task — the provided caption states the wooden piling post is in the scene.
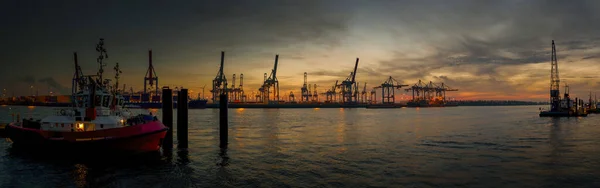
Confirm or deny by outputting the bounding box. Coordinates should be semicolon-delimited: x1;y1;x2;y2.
162;87;173;149
219;93;228;148
177;88;189;148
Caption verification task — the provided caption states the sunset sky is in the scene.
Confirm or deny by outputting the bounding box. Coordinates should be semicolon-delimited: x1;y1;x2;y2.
2;0;600;101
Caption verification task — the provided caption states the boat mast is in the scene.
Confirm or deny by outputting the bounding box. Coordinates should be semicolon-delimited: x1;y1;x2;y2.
96;38;108;86
114;62;122;93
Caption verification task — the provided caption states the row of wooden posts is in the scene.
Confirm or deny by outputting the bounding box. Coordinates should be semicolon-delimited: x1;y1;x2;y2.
161;87;228;149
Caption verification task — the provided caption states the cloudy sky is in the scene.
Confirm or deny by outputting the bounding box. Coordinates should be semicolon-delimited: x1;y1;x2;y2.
2;0;600;101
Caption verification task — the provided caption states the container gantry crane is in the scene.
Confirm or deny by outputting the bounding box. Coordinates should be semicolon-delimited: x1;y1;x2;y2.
360;82;367;104
338;58;359;104
312;84;319;102
301;72;310;102
289;91;296;103
325;80;338;103
239;74;246;102
435;83;458;103
258;73;267;103
405;80;427;103
144;50;159;96
369;88;376;104
261;55;280;103
374;76;408;104
228;73;245;102
308;84;313;102
353;82;359;103
211;51;228;103
405;80;457;105
230;74;237;102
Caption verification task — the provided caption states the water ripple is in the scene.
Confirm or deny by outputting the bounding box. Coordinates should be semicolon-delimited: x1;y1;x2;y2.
0;106;599;187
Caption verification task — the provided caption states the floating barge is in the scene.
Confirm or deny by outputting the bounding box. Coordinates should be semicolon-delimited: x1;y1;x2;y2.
539;111;587;117
539;40;588;117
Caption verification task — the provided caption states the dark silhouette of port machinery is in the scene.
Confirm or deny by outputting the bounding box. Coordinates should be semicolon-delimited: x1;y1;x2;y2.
374;76;408;104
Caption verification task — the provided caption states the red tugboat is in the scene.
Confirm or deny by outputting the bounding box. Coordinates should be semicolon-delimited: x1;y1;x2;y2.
5;39;169;154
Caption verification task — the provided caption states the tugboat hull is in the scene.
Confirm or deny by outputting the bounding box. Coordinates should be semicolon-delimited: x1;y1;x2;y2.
5;121;168;154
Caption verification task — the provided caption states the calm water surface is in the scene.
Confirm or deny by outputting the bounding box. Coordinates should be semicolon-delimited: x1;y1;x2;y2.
0;105;599;187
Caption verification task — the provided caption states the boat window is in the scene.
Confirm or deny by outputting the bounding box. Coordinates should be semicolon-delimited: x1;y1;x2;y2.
103;96;110;107
77;96;84;107
95;95;101;106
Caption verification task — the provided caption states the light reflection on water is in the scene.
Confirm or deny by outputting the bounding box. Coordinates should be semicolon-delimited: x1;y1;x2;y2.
0;105;600;187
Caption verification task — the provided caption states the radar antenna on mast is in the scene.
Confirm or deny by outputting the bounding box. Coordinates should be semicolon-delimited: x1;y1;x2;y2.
114;62;122;93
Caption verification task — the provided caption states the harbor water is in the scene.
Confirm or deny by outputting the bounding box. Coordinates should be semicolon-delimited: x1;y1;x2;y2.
0;105;599;187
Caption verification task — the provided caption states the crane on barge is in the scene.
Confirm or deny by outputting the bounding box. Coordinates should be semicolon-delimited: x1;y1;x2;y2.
539;40;586;117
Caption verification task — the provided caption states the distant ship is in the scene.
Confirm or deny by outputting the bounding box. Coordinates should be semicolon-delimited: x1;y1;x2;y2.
189;98;208;109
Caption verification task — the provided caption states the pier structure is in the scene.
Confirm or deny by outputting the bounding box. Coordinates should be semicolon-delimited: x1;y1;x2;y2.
177;88;188;148
162;87;173;148
219;92;228;148
211;51;228;104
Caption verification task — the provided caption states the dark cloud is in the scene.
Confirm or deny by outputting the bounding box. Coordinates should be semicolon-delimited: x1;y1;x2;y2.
367;0;600;96
582;55;600;60
3;0;600;99
194;1;352;49
18;75;36;85
38;77;69;94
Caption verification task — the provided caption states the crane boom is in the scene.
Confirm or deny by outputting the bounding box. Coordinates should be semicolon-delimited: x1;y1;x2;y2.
351;58;359;83
219;51;225;80
272;55;279;81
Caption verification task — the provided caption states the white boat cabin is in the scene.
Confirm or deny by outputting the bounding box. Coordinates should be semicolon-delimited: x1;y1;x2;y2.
36;87;133;132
